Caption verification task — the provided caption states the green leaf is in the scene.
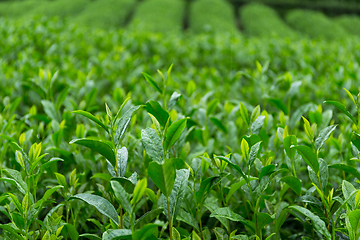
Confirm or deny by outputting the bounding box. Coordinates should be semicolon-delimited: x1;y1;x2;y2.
239;103;250;126
204;202;229;232
269;98;288;115
216;156;247;181
148;159;176;197
79;234;102;240
329;164;360;181
142;72;162;94
102;229;132;240
291;145;319;173
111;181;132;215
70;138;116;166
195;173;228;205
283;135;297;159
134;208;164;229
256;212;274;230
348;209;360;237
315;125;337;151
164;169;190;223
131;178;147;206
72;110;109;133
146;101;169;127
164;118;187;152
207;99;219;116
132;224;159;240
141;128;164;164
168;92;181;110
116;147;128;177
289;206;331;239
251;115;265;135
342;180;357;209
1;168;28;195
69;193;119;225
225;177;257;203
280;176;301;195
177;209;199;231
34;186;63;208
248;141;262;167
210;207;255;231
63;223;79;240
0;223;23;240
210;117;228;134
41;100;58;121
114;105;141;147
324;100;357;125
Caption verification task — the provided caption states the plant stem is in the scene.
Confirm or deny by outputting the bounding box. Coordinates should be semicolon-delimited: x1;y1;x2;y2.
197;208;205;240
167;196;173;240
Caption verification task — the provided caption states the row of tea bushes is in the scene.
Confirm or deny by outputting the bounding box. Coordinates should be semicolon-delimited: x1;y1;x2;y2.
2;0;360;37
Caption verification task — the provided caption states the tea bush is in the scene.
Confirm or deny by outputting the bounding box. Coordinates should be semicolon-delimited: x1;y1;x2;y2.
239;3;297;38
0;0;41;18
286;9;349;39
73;0;136;29
335;15;360;36
189;0;237;33
128;0;184;33
26;0;90;18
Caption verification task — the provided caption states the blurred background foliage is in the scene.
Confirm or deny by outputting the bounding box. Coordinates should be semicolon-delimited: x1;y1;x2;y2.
1;0;360;39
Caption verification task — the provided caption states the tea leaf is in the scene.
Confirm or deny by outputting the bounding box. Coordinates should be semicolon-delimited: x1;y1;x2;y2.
315;125;337;151
280;176;301;195
111;180;132;215
148;159;176;197
114;105;141;147
146;101;169;127
70;138;116;166
141;128;164;164
289;206;331;239
291;145;319;173
70;193;119;225
72;110;109;133
164;118;187;152
324;100;357;125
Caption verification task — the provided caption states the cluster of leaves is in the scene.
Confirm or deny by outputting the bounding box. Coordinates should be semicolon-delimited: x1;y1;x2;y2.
285;9;349;40
3;16;360;239
239;3;298;38
189;0;237;34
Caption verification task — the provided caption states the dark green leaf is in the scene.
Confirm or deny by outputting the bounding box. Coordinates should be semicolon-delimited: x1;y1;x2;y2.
102;229;132;240
248;141;262;167
164;118;187;152
133;224;159;240
70;138;115;166
141;128;164;164
142;72;162;94
256;212;274;230
280;176;301;195
70;193;119;225
148;159;176;197
111;181;132;215
72;110;109;133
324;101;357;125
329;164;360;181
210;207;255;231
117;147;128;177
146;101;169;127
114;105;141;147
315;125;337;151
268;98;288;115
289;206;331;239
134;208;164;229
291;145;319;173
210;117;227;133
